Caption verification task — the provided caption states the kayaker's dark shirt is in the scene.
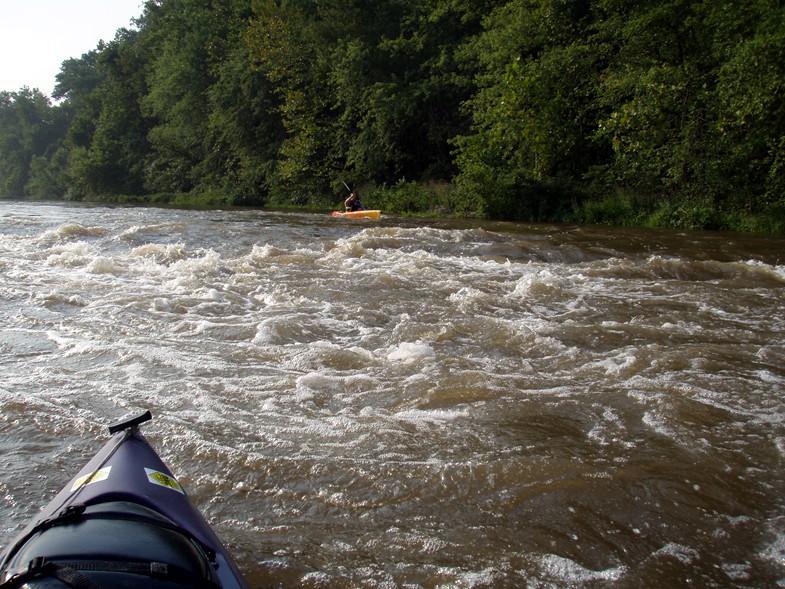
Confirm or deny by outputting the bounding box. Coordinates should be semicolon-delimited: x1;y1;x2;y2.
348;199;366;211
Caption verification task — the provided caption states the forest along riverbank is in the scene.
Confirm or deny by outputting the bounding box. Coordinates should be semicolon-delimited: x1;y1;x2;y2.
1;202;784;588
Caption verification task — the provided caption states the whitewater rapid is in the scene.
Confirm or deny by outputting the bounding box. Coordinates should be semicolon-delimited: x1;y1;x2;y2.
1;202;784;588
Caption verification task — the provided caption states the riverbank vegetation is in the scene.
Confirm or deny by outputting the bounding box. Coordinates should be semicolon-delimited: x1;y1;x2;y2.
1;0;783;234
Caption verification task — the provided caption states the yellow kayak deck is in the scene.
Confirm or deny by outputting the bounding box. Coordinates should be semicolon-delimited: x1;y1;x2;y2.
331;210;382;219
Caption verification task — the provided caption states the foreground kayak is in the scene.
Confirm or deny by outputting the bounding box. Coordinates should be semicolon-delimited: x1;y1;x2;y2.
331;210;381;219
0;411;249;589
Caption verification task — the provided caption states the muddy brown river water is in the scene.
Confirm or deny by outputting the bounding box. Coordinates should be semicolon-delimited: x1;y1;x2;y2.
1;202;784;588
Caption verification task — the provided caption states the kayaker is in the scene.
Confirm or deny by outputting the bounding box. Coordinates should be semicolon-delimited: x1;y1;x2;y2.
345;191;366;212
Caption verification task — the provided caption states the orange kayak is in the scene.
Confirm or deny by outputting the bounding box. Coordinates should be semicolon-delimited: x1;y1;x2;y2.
331;210;381;219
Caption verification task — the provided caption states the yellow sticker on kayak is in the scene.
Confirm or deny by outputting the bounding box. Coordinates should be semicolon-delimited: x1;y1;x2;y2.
145;467;184;494
71;466;112;492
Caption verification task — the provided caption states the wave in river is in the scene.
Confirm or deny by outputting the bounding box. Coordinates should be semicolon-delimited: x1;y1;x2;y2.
1;203;785;587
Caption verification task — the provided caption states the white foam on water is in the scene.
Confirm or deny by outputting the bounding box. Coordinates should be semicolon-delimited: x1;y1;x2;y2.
44;241;100;268
118;222;187;242
772;263;785;282
393;407;469;425
38;290;88;308
248;243;286;259
41;223;107;241
86;256;123;274
3;205;785;588
722;561;753;582
295;371;344;396
652;542;700;564
447;286;492;313
760;525;785;570
130;243;187;265
756;369;785;385
161;250;224;291
641;409;678;439
511;267;565;297
775;438;785;459
457;567;505;588
45;330;106;357
386;342;436;364
537;553;627;583
298;571;333;586
587;406;633;448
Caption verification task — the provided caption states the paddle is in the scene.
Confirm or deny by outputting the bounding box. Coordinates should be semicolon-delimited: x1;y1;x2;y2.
340;180;354;211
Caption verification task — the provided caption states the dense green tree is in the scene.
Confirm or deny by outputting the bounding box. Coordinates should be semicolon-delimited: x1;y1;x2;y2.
54;49;105;162
593;0;719;201
0;88;68;198
712;0;785;212
139;0;217;193
453;0;785;226
584;0;785;227
246;0;344;201
0;90;34;197
66;29;152;196
331;0;493;185
248;0;495;202
454;0;606;220
203;0;283;204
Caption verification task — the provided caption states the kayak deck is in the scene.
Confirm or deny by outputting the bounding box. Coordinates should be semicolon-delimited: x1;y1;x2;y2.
331;210;381;219
0;411;249;589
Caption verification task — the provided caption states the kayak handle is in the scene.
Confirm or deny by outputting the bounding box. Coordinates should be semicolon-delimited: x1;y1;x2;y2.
108;410;153;435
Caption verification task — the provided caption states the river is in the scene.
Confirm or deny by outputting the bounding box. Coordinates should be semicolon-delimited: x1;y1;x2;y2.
1;201;784;588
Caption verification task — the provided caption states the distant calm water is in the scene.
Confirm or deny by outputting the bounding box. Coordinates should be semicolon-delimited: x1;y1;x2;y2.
1;201;784;588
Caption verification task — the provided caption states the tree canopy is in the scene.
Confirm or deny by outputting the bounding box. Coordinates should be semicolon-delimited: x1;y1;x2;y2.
1;0;783;233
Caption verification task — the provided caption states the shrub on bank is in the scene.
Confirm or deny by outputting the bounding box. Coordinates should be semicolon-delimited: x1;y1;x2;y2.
571;191;785;235
366;180;459;216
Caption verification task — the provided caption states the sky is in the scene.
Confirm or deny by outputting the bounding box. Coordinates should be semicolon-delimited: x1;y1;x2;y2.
0;0;145;97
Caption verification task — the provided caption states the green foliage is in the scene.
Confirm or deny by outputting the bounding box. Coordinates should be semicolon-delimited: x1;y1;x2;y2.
0;88;69;198
644;199;725;231
91;33;152;195
715;8;785;210
453;0;607;220
589;0;785;220
353;180;458;216
204;14;282;206
140;0;218;193
726;202;785;236
572;192;639;227
370;180;434;215
26;147;69;199
246;0;340;201
0;0;783;234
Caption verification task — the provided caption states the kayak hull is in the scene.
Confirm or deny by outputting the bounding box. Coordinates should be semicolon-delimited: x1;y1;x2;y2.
0;412;249;589
331;210;381;219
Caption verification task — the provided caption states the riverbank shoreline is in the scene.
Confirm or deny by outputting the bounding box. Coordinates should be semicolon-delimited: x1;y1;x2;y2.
3;184;784;236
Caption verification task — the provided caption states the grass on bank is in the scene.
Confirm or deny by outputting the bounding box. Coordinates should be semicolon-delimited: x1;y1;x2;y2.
571;191;785;235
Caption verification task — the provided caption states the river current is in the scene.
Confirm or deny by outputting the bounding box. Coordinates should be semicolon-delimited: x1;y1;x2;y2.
1;202;784;588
